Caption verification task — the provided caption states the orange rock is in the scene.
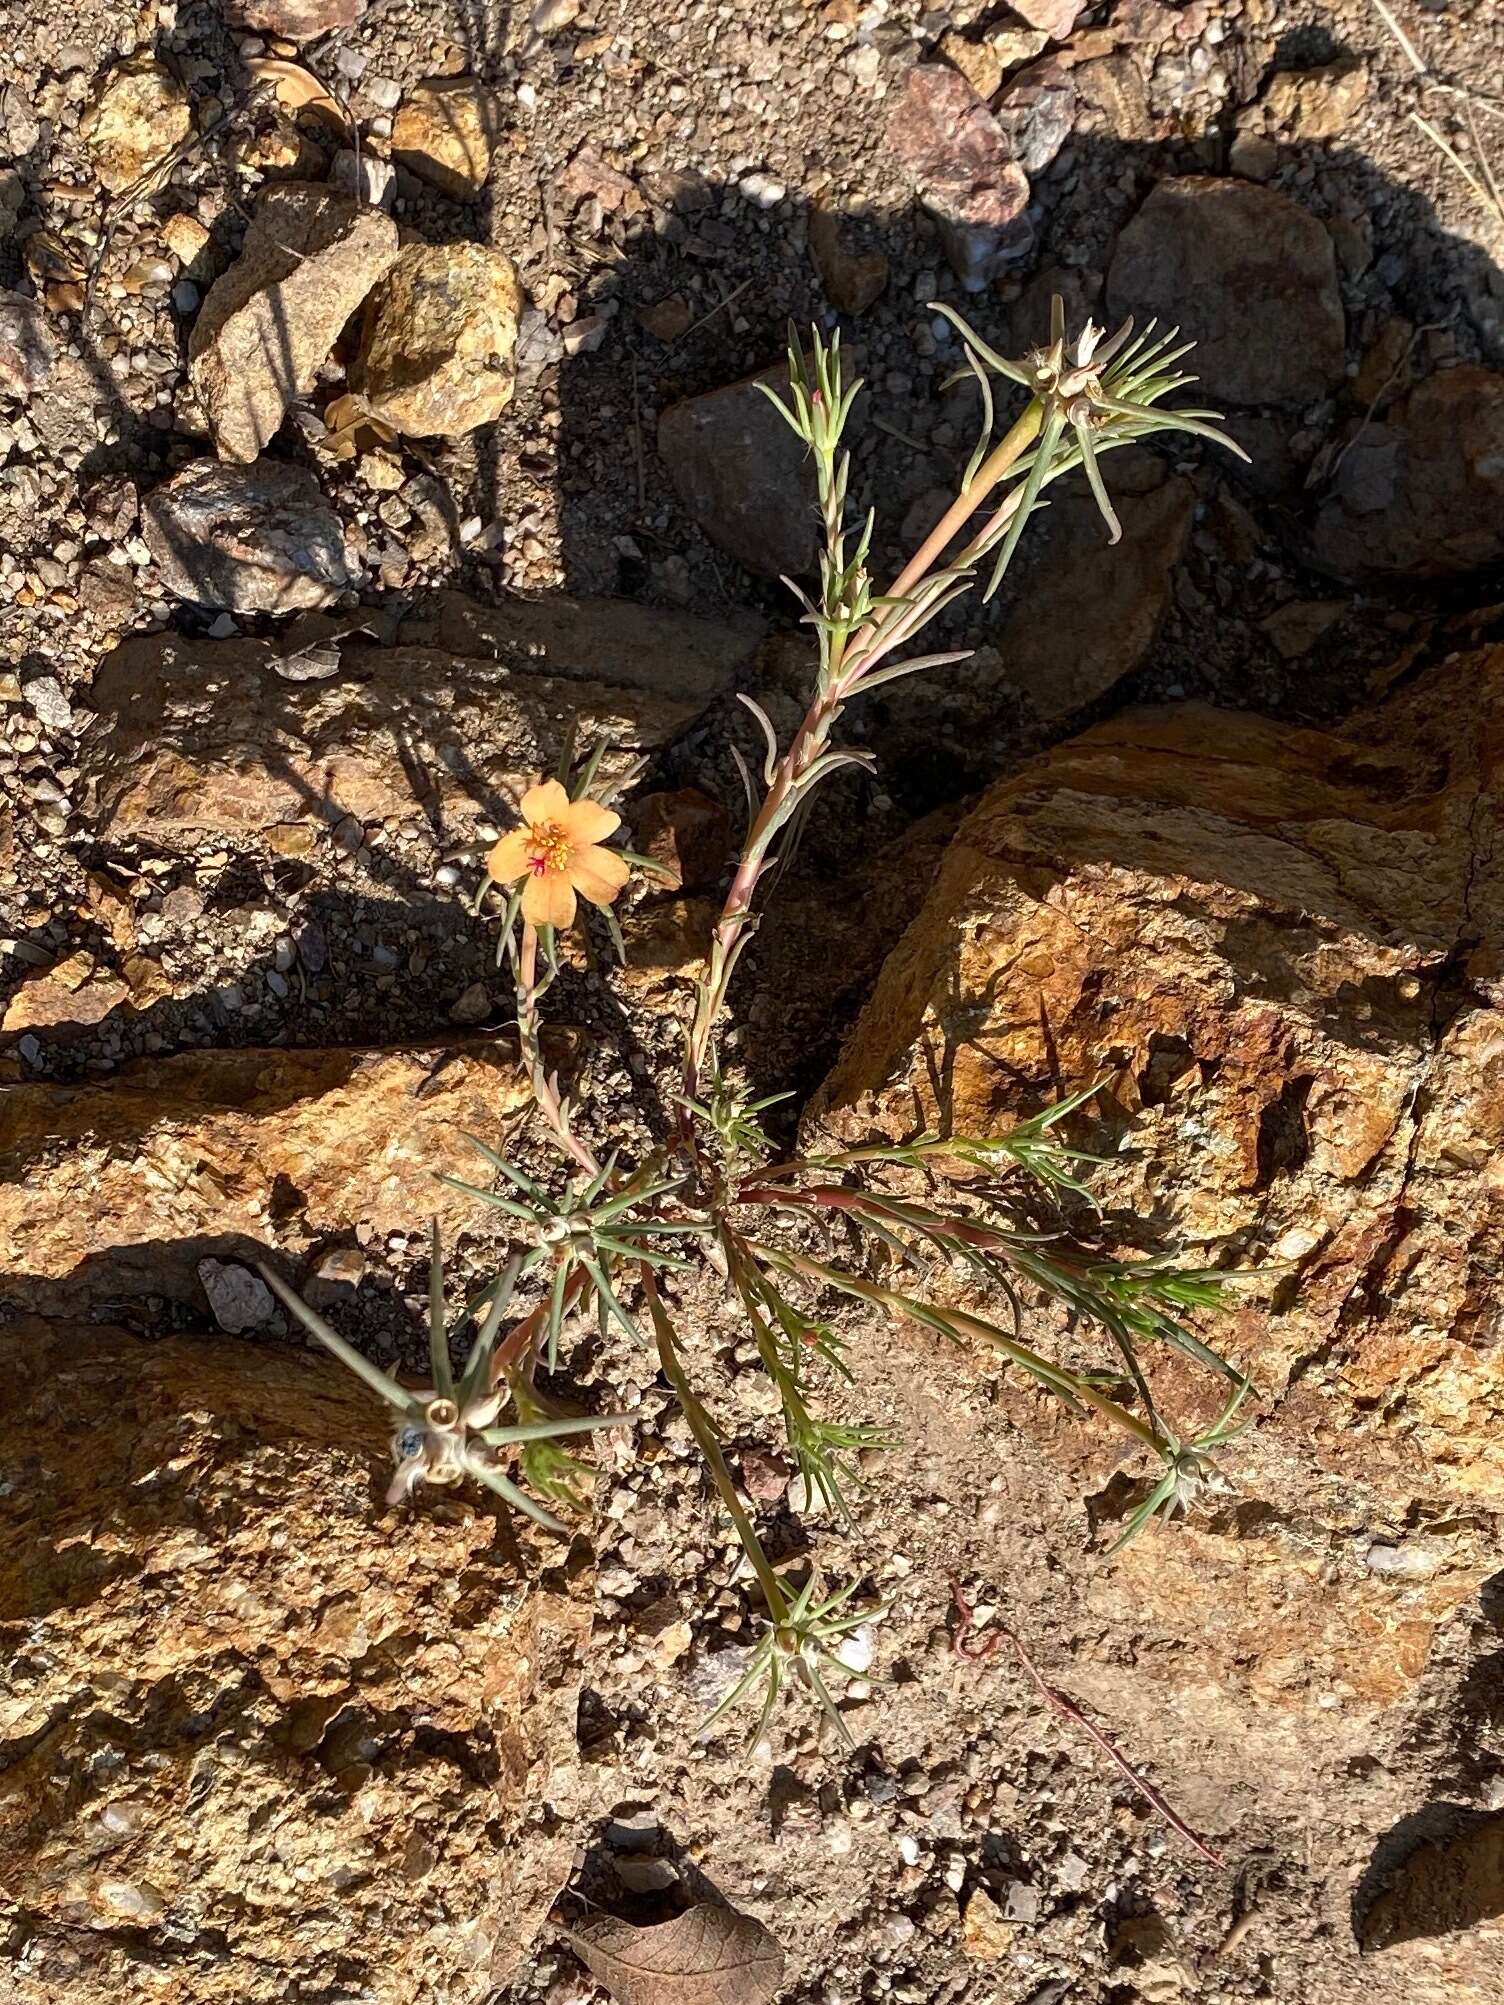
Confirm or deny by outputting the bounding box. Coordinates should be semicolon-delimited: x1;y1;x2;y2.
0;1034;578;1311
0;1318;590;2001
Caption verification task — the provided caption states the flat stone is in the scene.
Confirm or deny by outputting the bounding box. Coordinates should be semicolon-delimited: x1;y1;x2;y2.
189;184;399;464
1313;366;1504;579
658;369;820;578
391;76;502;201
1107;177;1345;405
81;590;763;839
0;289;55;401
0;1316;590;2000
354;242;521;438
143;459;352;614
884;64;1031;288
1010;0;1084;34
81;56;194;195
0;1037;571;1310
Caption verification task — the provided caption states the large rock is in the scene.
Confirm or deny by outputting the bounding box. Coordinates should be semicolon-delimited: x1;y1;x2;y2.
80;591;763;840
658;370;820;579
354;243;522;438
189;183;399;463
994;454;1193;721
0;1319;590;2005
1313;367;1504;579
1107;177;1345;405
80;56;194;195
143;459;352;613
883;64;1031;287
391;76;501;201
815;649;1504;1707
0;1036;570;1312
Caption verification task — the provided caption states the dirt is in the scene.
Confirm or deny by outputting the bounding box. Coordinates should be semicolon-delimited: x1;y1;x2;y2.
3;2;1504;2002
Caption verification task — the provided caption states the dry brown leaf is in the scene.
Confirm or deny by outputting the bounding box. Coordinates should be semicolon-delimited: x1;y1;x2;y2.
560;1902;784;2005
246;59;352;132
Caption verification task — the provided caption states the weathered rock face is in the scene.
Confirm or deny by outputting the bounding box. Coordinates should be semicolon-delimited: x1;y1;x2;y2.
355;242;522;438
815;649;1504;1712
143;459;352;613
189;183;399;463
79;591;763;841
391;77;502;200
0;1036;569;1312
1313;367;1504;579
1107;177;1346;405
658;371;820;579
0;1319;590;2004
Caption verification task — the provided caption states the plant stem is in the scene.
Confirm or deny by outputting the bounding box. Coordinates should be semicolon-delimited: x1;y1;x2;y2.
682;400;1044;1110
517;920;599;1178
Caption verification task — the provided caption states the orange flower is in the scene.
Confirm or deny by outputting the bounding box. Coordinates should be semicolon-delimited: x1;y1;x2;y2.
487;778;630;930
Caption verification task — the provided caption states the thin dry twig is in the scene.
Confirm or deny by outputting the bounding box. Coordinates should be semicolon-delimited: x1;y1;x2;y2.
670;277;753;349
1368;0;1504;228
950;1580;1224;1868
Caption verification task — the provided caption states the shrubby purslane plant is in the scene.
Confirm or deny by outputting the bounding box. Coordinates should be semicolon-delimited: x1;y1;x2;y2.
265;300;1259;1745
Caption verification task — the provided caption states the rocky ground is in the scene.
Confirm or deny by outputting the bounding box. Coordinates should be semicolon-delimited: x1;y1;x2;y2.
3;2;1504;2003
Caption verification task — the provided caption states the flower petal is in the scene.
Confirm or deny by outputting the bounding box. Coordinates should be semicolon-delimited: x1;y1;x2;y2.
519;777;571;826
560;796;620;846
522;868;577;930
568;842;631;907
487;829;533;885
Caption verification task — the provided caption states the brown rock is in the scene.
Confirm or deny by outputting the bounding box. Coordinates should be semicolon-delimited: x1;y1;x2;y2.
808;208;890;316
620;896;717;985
994;456;1194;721
81;592;762;841
884;64;1032;287
939;30;1003;102
1313;367;1504;579
658;370;820;578
1108;178;1345;405
0;1318;589;2001
189;184;399;463
0;1037;570;1309
81;56;193;195
355;242;522;438
815;648;1504;1704
1070;51;1153;140
0;288;54;401
391;76;501;201
225;0;364;38
639;293;693;342
634;788;732;893
1257;59;1370;143
1;951;129;1035
962;1887;1017;1960
143;459;352;614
